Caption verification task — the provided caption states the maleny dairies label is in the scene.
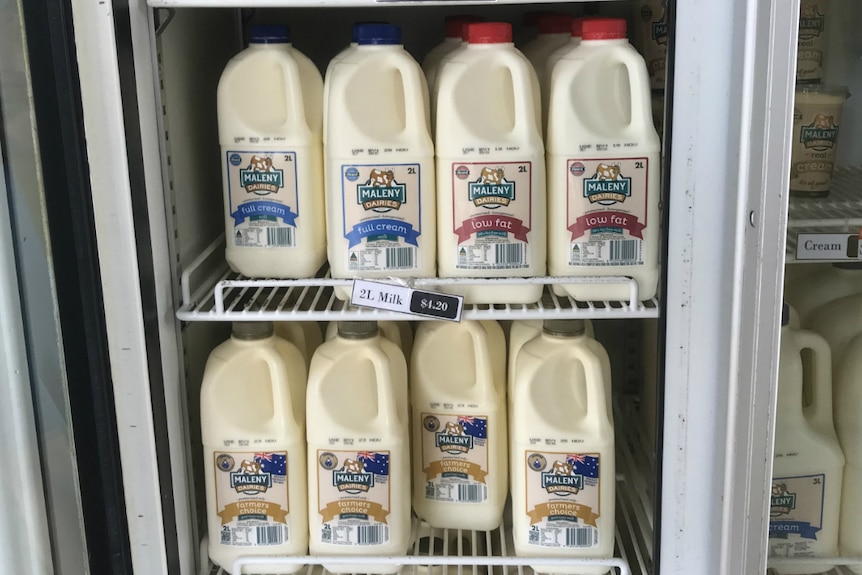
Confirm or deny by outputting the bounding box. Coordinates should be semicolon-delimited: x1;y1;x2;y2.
451;162;532;270
341;164;421;272
797;1;828;82
214;451;290;547
317;450;391;546
769;474;826;555
566;158;649;267
227;151;299;249
790;99;842;196
525;452;601;549
639;0;668;90
421;414;489;503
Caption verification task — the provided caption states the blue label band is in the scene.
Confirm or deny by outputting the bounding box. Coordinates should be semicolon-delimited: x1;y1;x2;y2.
345;219;420;248
231;201;298;226
769;520;821;540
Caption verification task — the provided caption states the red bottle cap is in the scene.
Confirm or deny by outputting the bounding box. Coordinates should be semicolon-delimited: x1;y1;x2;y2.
445;15;483;39
571;17;587;38
466;22;513;44
537;13;572;35
581;18;627;41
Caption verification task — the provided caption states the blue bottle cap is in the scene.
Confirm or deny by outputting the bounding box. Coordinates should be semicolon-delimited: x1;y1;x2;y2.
250;25;290;44
355;23;401;45
352;21;390;43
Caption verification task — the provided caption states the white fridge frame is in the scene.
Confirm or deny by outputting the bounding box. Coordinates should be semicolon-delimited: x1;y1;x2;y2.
67;0;799;574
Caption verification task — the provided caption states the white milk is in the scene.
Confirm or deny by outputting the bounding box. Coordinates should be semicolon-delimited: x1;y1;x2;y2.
201;322;308;573
423;15;483;98
218;25;325;279
325;320;413;362
325;24;436;300
784;263;862;327
542;17;585;134
807;293;862;368
769;314;844;572
275;321;323;369
547;18;661;302
521;13;573;87
835;333;862;570
411;320;507;530
435;22;546;304
632;0;668;91
511;320;615;575
306;321;410;573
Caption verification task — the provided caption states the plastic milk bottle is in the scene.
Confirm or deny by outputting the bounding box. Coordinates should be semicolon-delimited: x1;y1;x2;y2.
769;307;844;573
547;18;661;302
325;320;413;363
511;319;615;574
218;25;325;279
423;15;483;95
325;24;436;300
521;13;573;80
275;322;323;369
411;320;507;530
542;17;586;134
306;321;410;573
784;263;862;327
435;22;546;304
835;333;862;572
201;321;308;573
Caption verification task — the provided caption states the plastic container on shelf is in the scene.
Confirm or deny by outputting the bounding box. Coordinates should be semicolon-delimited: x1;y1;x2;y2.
806;292;862;368
789;84;848;199
511;319;615;575
325;24;436;300
435;22;546;305
275;321;323;369
632;0;668;91
797;0;831;83
324;320;413;362
769;306;844;573
423;15;483;98
521;13;573;90
835;334;862;573
542;17;586;134
218;25;325;279
410;320;507;530
306;321;410;573
547;18;661;302
201;321;308;573
783;263;862;327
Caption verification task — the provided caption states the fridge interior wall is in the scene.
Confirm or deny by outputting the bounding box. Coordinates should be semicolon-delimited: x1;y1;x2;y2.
152;3;663;573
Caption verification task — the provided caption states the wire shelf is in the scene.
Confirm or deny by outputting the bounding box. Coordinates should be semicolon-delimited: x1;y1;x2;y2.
177;235;660;322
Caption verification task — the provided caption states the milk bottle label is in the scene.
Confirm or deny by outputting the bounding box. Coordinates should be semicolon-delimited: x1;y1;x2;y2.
769;475;826;551
226;151;299;249
342;164;421;272
524;452;601;549
317;449;391;546
566;159;649;267
421;413;489;504
213;451;290;546
451;161;533;270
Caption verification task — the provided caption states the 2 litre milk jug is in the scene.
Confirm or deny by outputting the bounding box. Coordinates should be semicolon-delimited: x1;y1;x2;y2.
411;320;507;530
423;15;483;96
835;333;862;572
547;18;661;302
306;321;410;573
218;25;325;279
521;13;573;85
511;319;615;575
201;321;308;573
769;308;844;573
784;263;862;327
436;22;546;304
325;24;436;300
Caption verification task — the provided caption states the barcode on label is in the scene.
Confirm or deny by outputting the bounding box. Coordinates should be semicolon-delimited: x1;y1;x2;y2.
267;227;295;247
609;239;637;263
357;525;385;545
458;484;483;502
495;243;525;266
386;247;415;269
220;527;231;544
257;525;285;546
565;526;597;548
425;483;436;498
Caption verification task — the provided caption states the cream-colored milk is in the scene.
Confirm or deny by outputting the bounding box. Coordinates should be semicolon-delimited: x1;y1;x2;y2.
275;321;323;368
435;23;546;304
542;22;582;135
547;20;661;302
411;320;507;530
769;322;844;573
807;293;862;368
511;320;615;575
325;26;436;300
784;263;862;327
325;320;413;361
201;322;308;573
306;321;410;573
218;27;325;279
835;334;862;571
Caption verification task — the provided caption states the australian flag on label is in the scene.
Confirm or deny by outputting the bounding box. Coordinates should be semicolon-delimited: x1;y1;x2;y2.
567;454;599;478
358;452;389;476
458;416;487;439
255;452;287;476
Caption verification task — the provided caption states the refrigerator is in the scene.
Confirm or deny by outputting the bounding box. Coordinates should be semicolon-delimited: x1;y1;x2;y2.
3;0;860;573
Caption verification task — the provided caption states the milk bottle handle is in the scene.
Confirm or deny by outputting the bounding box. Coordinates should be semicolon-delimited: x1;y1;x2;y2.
565;344;608;427
468;322;496;397
795;329;835;433
394;52;431;137
279;51;309;132
499;50;540;138
259;344;294;429
363;346;401;431
619;48;654;133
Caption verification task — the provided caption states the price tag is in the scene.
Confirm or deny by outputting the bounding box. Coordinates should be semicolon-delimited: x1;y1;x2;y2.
795;233;861;260
351;279;464;322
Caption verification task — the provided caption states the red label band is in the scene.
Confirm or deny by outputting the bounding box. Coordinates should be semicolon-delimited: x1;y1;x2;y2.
455;214;530;243
568;211;646;240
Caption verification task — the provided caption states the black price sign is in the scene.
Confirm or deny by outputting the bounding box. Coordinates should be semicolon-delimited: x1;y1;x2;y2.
409;290;462;321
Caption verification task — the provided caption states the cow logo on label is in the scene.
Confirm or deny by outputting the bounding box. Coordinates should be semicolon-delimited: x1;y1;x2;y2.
240;155;284;196
356;168;407;213
468;167;516;209
583;163;632;206
216;454;235;472
435;418;475;455
541;457;585;496
799;4;825;39
800;114;839;151
770;482;797;517
230;459;272;494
